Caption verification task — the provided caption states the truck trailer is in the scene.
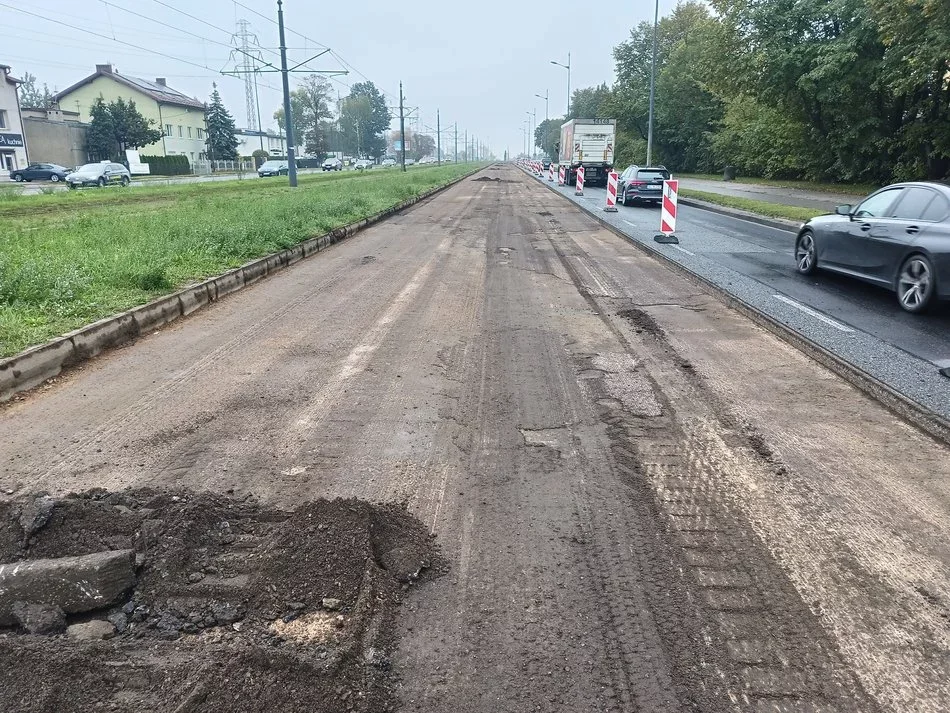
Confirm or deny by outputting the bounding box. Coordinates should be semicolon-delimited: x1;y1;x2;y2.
558;119;615;186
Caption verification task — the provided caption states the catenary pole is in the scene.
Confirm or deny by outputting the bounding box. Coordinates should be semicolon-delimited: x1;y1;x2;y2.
277;0;297;186
646;0;659;166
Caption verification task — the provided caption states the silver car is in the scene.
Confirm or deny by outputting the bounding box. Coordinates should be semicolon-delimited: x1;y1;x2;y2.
66;162;131;189
795;181;950;313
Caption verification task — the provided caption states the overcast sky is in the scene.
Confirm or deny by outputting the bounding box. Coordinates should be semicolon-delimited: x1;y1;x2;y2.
4;0;679;157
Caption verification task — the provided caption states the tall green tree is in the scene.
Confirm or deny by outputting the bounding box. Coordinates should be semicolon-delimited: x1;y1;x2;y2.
86;96;163;160
534;118;563;158
205;84;238;161
274;75;333;158
339;81;391;158
17;72;55;108
570;84;613;119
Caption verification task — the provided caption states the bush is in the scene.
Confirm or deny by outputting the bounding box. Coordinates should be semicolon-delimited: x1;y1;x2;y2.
141;155;191;176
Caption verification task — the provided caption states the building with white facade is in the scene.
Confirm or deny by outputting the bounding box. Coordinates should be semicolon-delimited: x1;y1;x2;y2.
236;128;286;158
0;64;29;174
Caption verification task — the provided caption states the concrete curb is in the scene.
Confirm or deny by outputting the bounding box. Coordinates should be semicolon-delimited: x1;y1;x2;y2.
677;196;803;233
0;166;486;402
525;167;950;446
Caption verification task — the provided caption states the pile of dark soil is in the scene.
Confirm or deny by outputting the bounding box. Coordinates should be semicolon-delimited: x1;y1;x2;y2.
0;488;441;713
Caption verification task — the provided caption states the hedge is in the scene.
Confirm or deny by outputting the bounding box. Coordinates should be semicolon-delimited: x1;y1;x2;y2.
141;155;191;176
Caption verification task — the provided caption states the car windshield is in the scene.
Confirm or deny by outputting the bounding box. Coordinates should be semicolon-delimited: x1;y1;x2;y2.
636;170;670;181
260;162;284;169
76;163;104;173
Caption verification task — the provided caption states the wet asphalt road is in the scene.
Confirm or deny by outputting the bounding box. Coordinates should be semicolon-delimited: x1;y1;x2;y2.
537;177;950;419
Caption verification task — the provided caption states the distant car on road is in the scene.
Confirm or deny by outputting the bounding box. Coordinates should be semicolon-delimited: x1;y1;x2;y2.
542;159;552;170
258;160;289;177
322;158;342;171
10;163;70;183
354;159;374;170
381;158;397;167
404;158;416;166
795;181;950;313
65;162;131;189
617;165;670;206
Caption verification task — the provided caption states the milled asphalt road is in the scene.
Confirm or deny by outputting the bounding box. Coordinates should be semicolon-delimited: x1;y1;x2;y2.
536;174;950;420
1;165;948;713
678;177;866;211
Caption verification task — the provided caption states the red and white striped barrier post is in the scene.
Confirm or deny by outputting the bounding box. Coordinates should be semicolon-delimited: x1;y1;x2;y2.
604;170;619;212
558;166;565;185
654;179;680;244
574;166;585;196
548;164;554;182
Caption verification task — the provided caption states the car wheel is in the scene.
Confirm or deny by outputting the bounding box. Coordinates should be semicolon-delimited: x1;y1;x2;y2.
50;174;60;182
97;177;106;187
896;254;936;314
12;174;23;182
121;176;130;186
67;182;77;190
795;230;818;275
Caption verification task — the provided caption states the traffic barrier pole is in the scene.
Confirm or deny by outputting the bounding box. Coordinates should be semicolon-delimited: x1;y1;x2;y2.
558;166;565;185
575;166;585;196
604;171;618;212
548;164;554;181
654;179;680;244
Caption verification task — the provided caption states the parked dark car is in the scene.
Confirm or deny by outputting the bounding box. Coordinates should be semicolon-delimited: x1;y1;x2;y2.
258;160;289;177
794;181;950;313
65;162;131;189
10;163;70;183
617;165;671;206
542;159;552;170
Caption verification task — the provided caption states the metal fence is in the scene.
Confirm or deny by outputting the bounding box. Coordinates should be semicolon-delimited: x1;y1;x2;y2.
192;160;256;175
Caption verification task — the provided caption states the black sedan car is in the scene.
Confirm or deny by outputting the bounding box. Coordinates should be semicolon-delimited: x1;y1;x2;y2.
617;165;670;206
794;182;950;313
10;163;70;182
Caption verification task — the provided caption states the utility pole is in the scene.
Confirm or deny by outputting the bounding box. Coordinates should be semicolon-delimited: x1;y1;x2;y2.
535;90;549;121
647;0;659;166
454;123;458;162
277;0;297;187
464;129;468;162
437;109;441;165
399;82;407;172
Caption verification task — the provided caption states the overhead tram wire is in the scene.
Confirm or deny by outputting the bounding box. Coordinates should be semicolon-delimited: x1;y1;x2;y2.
1;3;285;97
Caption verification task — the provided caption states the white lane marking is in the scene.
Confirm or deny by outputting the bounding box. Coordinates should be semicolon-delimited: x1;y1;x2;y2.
772;294;855;333
623;220;638;228
671;245;696;256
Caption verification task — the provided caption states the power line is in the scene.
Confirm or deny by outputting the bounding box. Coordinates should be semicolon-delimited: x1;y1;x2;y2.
0;3;230;77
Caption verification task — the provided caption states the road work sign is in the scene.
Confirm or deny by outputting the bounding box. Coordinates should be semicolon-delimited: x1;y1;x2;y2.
655;179;680;244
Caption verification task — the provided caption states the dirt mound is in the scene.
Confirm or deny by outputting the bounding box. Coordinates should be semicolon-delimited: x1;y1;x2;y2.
0;489;442;713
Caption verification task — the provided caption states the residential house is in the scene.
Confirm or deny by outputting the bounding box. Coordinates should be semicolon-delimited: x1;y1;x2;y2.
0;64;29;174
54;64;206;162
236;128;286;158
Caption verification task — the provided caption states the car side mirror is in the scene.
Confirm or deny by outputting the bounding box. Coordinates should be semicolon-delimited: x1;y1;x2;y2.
835;204;853;217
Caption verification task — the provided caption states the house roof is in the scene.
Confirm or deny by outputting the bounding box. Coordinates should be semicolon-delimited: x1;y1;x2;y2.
54;66;204;110
1;64;23;85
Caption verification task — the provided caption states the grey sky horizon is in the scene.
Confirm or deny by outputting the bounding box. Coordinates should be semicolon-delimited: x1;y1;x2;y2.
4;0;679;157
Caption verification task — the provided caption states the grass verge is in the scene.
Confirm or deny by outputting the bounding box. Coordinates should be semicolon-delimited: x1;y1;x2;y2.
680;189;819;224
676;173;877;197
0;163;484;357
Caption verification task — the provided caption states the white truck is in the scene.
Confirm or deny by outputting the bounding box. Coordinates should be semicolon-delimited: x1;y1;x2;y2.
557;118;616;186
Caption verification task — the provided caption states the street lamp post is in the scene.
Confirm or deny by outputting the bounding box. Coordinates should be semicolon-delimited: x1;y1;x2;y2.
647;0;659;166
550;53;571;117
535;90;549;122
526;111;535;159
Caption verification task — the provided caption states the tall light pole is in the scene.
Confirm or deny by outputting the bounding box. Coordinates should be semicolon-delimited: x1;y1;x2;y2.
526;111;534;159
550;53;571;117
646;0;659;166
535;90;549;121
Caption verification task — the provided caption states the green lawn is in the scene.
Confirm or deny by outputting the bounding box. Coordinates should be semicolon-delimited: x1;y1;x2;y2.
676;173;878;197
0;163;483;357
679;189;819;223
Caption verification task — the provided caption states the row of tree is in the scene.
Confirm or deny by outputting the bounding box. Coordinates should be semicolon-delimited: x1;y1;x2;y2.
537;0;950;183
